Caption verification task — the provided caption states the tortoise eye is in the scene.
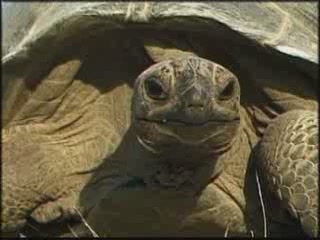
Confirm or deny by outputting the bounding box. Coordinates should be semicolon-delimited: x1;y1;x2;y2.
219;79;235;101
145;77;168;100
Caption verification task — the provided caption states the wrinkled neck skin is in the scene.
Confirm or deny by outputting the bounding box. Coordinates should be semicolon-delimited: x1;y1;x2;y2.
133;123;247;194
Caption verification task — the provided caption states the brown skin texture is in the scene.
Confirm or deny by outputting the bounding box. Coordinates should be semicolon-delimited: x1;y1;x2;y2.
1;55;129;236
78;57;252;237
76;57;318;237
1;59;119;233
256;110;318;237
2;31;318;237
132;57;241;159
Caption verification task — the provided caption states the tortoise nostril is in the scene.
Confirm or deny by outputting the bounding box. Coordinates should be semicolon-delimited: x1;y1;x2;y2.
183;85;207;110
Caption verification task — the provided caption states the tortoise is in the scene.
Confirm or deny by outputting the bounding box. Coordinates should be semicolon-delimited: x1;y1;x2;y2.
1;2;318;237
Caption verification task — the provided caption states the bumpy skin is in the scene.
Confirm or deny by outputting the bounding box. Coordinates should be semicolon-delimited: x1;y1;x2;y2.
256;110;318;236
2;50;318;237
79;57;251;237
1;59;122;233
75;57;318;237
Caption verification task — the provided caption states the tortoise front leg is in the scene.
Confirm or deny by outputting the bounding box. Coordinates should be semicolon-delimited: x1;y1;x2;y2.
255;110;318;237
2;56;121;235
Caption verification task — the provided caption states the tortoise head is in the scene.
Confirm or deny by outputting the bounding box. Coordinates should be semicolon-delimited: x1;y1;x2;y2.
132;56;241;159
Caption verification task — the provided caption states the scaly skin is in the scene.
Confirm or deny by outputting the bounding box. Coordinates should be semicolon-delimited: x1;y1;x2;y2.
76;57;317;237
255;110;318;236
2;52;317;237
1;59;122;234
80;125;254;237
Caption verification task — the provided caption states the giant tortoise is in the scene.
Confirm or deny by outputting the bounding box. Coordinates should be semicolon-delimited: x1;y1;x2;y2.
2;2;318;237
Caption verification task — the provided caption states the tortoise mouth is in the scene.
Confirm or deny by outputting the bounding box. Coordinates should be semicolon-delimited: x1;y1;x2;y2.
137;118;240;126
136;117;241;146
